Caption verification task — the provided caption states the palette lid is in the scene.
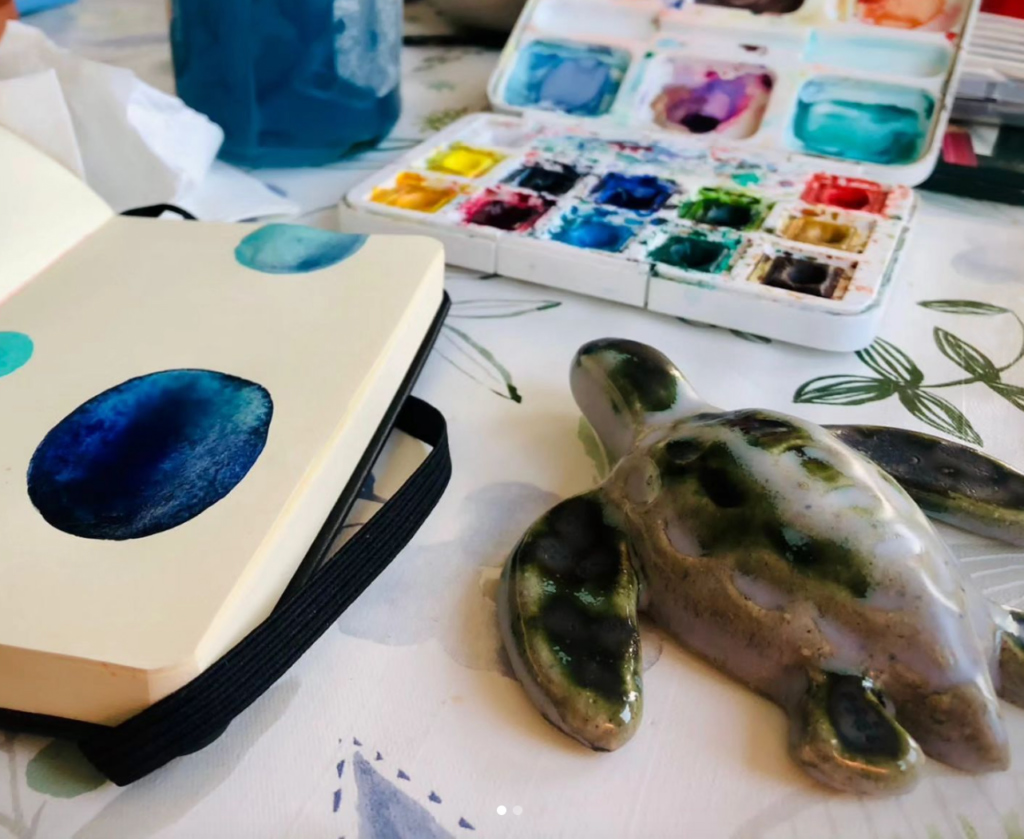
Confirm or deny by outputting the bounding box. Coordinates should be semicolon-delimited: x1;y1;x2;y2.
486;0;980;186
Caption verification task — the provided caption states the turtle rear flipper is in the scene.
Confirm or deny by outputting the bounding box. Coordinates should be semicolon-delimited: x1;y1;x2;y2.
790;672;922;795
999;608;1024;707
827;425;1024;546
498;491;644;751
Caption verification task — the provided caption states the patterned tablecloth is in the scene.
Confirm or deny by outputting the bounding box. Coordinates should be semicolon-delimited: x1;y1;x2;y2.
3;2;1024;837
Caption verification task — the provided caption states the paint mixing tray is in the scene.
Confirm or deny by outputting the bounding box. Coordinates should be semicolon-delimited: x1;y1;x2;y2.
339;0;980;350
488;0;978;182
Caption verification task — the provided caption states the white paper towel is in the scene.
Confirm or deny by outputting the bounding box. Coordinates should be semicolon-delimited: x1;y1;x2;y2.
0;21;298;221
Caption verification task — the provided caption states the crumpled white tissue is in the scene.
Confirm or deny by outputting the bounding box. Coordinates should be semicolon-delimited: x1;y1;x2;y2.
0;21;298;221
0;69;83;178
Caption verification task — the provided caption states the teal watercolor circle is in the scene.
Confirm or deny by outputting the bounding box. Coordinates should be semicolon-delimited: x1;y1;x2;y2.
0;332;33;378
235;224;367;274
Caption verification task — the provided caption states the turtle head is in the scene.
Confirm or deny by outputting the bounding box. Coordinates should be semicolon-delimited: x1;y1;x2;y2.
570;339;707;465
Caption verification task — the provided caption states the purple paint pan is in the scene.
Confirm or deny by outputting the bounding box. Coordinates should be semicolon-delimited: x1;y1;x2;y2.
648;59;774;139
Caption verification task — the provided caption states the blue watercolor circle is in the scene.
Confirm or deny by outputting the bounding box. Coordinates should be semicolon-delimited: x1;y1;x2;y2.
0;332;34;378
27;370;273;541
235;224;367;274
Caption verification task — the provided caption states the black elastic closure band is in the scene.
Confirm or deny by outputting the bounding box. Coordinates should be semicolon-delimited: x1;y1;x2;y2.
120;204;198;220
79;397;450;784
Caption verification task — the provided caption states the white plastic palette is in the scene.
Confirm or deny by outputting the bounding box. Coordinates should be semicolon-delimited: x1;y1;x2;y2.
340;114;913;350
339;0;980;351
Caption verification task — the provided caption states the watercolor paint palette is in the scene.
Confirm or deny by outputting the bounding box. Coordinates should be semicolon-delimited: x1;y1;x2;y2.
340;113;914;350
0;128;444;725
340;0;980;350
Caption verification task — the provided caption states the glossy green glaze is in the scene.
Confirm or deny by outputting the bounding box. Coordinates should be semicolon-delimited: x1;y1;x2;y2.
499;339;1024;795
827;425;1024;547
499;491;643;750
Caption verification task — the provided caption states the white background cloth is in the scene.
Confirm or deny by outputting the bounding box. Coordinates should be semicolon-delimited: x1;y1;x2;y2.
1;2;1024;838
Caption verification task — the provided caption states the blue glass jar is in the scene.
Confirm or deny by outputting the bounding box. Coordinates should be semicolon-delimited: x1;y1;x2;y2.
170;0;402;168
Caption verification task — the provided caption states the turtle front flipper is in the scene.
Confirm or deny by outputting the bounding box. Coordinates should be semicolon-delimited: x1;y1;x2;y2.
789;672;923;795
498;491;644;751
571;339;708;466
827;425;1024;546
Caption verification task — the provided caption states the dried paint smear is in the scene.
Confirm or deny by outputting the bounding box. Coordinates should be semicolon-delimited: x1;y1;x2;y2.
752;252;853;299
792;77;935;166
426;143;505;178
461;187;554;231
549;207;640;252
856;0;959;29
371;173;462;213
504;39;631;117
680;187;773;231
650;60;774;139
504;161;583;195
779;208;874;253
801;173;891;214
649;231;740;274
590;172;677;213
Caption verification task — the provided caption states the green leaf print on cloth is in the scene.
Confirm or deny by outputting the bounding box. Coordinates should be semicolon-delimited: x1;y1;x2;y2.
677;317;773;344
795;300;1024;446
0;733;106;839
436;298;562;403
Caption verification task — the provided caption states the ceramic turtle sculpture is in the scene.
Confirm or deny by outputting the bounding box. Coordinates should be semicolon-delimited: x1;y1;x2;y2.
499;338;1024;796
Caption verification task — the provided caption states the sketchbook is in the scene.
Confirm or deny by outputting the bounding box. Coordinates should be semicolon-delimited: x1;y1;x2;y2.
0;128;445;725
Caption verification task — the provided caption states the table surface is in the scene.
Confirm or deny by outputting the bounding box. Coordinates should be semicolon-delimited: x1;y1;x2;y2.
4;2;1024;837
